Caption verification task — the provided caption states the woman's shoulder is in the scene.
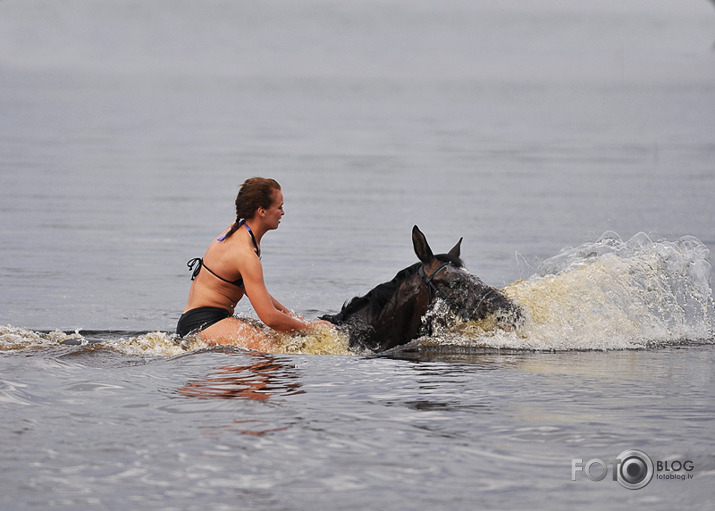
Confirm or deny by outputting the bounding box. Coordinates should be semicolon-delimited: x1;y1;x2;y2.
210;228;259;261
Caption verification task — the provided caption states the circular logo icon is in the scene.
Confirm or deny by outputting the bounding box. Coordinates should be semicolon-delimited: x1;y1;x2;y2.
616;449;654;490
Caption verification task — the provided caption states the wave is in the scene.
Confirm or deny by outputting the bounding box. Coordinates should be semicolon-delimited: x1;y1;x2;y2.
0;324;351;357
0;327;190;357
427;232;714;351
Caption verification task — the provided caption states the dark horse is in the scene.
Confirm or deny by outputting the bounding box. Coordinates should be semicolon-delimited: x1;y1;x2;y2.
321;226;521;352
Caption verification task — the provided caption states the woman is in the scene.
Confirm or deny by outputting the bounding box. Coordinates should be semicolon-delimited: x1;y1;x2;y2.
177;177;329;350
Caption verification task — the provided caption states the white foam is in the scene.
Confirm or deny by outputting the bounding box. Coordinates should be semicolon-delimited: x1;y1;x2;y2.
429;232;714;351
0;326;83;351
0;324;352;357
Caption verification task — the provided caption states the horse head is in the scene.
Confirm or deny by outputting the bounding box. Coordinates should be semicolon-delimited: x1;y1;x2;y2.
411;226;521;337
322;226;521;352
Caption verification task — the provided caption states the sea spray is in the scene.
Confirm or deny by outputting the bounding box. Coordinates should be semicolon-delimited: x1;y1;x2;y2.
430;232;713;351
0;323;352;356
0;326;83;351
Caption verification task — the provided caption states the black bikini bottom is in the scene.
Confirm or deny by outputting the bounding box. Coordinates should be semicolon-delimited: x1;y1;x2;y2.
176;306;232;337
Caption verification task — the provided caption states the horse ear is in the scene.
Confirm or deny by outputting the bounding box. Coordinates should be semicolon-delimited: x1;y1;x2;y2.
448;238;463;259
412;225;435;264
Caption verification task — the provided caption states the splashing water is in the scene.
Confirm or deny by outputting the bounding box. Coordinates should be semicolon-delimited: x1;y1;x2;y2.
0;326;197;356
274;325;352;355
0;323;351;357
0;327;84;351
3;233;712;355
429;232;714;351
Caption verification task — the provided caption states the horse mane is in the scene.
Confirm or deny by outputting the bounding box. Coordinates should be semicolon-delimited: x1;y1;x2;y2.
331;254;464;323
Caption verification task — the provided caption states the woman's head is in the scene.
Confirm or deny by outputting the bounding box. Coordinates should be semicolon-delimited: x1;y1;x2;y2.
222;178;282;239
235;177;281;221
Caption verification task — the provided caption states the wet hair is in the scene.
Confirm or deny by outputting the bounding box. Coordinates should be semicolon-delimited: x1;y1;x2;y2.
222;177;281;239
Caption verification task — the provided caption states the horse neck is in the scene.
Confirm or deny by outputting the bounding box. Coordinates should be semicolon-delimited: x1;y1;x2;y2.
371;275;430;342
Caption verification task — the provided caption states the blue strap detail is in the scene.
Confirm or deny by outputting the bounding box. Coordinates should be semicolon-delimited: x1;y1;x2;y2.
217;219;254;244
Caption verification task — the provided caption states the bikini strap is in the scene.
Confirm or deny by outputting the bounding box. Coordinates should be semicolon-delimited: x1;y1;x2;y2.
187;257;243;286
187;257;203;280
243;223;260;257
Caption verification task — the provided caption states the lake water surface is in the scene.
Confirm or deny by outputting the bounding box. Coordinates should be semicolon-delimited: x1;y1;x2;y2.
1;1;714;509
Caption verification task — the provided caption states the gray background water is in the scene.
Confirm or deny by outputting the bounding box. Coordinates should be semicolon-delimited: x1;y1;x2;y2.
1;0;714;331
1;1;714;509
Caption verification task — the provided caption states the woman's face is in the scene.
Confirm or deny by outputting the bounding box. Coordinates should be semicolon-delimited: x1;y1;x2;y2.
262;189;285;230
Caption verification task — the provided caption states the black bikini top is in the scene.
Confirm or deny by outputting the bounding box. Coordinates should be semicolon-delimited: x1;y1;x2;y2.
187;221;260;288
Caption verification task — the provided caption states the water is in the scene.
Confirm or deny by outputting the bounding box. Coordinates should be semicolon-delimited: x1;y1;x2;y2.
2;0;715;509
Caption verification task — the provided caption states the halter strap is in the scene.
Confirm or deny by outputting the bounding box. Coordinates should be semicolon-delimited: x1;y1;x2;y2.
217;220;260;257
243;222;260;257
418;262;451;304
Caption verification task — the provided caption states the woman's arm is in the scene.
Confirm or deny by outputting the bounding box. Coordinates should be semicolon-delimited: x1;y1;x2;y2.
240;255;314;332
270;295;292;315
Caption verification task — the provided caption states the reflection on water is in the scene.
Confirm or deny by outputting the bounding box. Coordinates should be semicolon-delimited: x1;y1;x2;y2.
178;352;304;401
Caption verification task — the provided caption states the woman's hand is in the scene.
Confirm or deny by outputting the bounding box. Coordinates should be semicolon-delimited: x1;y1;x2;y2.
308;320;335;330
